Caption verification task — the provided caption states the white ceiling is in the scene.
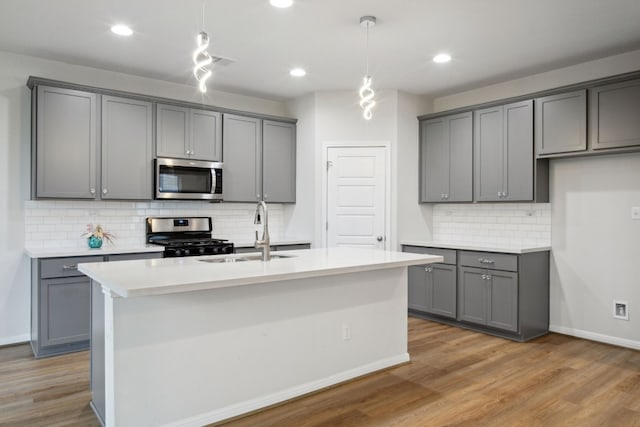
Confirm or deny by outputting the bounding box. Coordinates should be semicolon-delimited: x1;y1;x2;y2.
1;0;640;101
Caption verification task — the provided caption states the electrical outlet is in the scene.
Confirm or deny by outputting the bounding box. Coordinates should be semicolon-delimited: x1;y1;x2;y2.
342;324;351;340
613;300;629;320
632;207;640;220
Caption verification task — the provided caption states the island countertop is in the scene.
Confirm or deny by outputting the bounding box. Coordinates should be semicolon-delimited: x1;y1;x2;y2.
78;247;443;298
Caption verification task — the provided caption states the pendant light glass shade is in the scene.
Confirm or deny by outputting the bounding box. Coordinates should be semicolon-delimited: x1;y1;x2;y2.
358;16;376;120
193;31;213;93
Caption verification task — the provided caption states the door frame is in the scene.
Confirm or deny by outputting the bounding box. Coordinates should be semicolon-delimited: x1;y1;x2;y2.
321;142;392;250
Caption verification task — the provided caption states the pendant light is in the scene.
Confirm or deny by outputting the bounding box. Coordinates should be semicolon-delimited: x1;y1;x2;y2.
193;2;213;93
358;15;376;120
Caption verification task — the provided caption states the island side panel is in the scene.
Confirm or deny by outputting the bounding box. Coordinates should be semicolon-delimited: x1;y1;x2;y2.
107;267;409;427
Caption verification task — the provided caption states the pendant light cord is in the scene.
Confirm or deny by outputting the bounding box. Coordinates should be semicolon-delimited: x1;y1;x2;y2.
202;1;206;30
365;23;369;76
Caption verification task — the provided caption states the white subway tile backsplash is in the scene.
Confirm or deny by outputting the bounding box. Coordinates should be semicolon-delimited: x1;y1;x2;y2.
25;201;286;250
432;203;551;247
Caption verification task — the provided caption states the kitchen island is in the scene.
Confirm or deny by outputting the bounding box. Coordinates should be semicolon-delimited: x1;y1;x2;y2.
79;247;442;427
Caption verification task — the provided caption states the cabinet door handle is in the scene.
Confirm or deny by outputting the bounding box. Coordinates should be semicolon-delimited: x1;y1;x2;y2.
424;267;432;273
62;264;78;270
103;188;108;195
90;188;96;195
486;274;492;280
264;193;268;200
478;258;495;264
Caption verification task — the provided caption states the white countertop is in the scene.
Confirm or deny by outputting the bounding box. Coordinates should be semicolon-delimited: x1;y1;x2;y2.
400;240;551;254
25;245;165;258
79;247;443;298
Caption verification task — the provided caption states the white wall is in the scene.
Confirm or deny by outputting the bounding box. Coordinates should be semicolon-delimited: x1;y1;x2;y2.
285;90;433;249
283;94;316;244
0;50;288;345
549;154;640;348
396;91;433;246
433;48;640;348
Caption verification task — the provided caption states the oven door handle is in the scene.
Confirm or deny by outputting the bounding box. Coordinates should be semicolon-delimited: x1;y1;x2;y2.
211;168;217;194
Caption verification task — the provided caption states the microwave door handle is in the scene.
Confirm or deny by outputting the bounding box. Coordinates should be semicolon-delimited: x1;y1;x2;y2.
211;168;216;194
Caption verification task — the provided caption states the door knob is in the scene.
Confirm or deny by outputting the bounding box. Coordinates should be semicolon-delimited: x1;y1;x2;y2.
376;236;383;242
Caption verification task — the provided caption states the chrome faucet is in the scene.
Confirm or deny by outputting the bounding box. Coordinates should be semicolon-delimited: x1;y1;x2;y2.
254;201;271;261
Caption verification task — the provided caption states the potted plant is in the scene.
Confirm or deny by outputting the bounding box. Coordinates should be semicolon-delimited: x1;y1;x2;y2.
82;224;115;249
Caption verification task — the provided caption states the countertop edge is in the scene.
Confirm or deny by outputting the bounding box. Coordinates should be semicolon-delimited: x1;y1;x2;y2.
25;245;165;258
399;241;551;254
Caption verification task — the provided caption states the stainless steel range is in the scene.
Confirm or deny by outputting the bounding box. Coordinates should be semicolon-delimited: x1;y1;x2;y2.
146;217;234;258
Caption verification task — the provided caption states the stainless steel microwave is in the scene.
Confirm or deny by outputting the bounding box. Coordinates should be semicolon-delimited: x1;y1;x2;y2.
155;158;223;201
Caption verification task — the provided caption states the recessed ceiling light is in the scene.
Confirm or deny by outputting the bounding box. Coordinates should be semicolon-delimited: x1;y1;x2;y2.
290;68;306;77
270;0;293;8
110;24;133;36
433;53;451;63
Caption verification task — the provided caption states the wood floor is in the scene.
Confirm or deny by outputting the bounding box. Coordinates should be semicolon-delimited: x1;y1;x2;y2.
1;318;639;427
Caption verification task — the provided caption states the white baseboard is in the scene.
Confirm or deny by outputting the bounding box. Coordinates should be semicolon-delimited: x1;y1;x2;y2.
0;334;30;347
164;353;410;427
549;325;640;350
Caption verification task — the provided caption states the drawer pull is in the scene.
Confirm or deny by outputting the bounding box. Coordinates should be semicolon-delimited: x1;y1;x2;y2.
478;258;495;264
62;264;78;270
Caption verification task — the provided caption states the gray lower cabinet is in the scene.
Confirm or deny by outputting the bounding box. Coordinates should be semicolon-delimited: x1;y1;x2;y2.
535;90;587;155
404;246;457;318
419;112;472;203
31;252;162;358
458;266;518;332
408;264;456;318
223;114;296;203
101;96;153;199
156;103;222;161
31;255;103;358
474;100;533;202
34;85;98;199
590;78;640;150
402;245;549;342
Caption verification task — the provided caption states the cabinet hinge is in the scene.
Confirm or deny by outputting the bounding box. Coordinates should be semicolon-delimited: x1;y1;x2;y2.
326;160;333;170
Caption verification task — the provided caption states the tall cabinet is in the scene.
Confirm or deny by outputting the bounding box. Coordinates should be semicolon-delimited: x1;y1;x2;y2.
474;100;533;202
420;112;473;202
223;114;296;203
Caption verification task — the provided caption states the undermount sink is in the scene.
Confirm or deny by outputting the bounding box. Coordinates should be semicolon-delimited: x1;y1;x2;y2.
198;254;296;263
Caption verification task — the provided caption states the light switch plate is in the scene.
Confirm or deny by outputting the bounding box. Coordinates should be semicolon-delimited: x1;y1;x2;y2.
632;206;640;220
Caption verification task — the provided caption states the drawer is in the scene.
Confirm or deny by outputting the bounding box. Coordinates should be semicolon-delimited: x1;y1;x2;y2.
458;251;518;272
39;256;104;279
402;246;456;264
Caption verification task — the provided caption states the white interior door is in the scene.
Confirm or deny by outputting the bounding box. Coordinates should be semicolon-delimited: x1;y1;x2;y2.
326;146;387;249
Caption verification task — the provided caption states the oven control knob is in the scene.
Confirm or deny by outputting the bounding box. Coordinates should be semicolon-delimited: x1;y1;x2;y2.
184;249;190;256
199;248;205;254
174;249;182;257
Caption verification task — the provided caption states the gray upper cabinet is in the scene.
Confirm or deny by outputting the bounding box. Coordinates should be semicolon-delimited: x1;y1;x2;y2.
156;104;189;158
223;114;296;203
191;109;222;161
535;90;586;155
223;114;262;202
474;100;533;202
101;96;153;200
262;120;296;203
156;103;221;161
420;112;472;203
35;86;98;199
590;79;640;150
